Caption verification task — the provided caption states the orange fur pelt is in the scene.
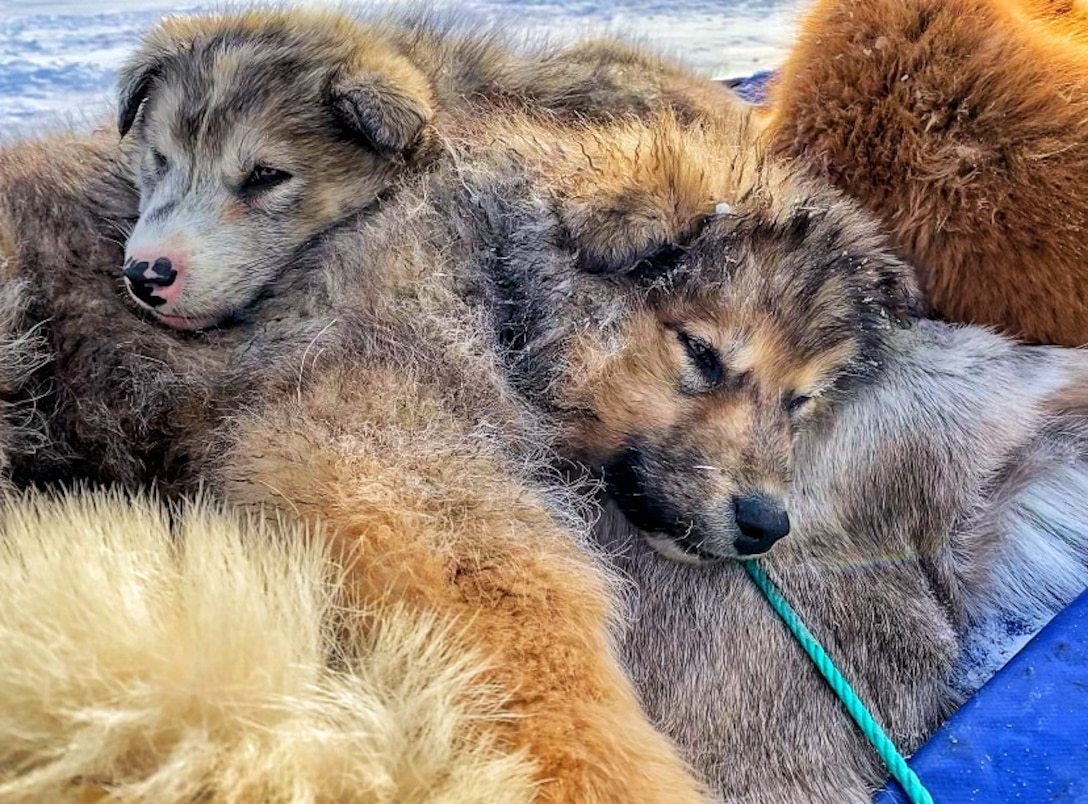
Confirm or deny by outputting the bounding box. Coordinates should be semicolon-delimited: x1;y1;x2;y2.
765;0;1088;346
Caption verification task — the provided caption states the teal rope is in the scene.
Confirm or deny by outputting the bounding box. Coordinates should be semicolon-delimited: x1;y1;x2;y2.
743;560;935;804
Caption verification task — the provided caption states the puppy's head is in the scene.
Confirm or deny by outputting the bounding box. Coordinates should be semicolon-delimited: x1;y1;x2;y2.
117;9;436;330
554;120;919;562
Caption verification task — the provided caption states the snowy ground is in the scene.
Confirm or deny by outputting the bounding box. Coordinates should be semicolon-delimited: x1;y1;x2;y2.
0;0;807;135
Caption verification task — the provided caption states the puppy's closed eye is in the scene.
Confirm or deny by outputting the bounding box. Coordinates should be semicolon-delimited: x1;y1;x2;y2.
676;329;724;388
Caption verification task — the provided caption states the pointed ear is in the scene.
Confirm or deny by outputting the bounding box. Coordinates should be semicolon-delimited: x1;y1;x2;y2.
117;52;163;138
330;61;434;155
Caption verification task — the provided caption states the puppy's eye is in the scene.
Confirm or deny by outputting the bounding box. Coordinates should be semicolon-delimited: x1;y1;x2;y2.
785;393;812;414
150;149;168;173
240;165;292;196
676;330;724;387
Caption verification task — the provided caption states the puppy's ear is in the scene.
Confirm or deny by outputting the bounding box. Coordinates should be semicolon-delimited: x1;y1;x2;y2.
117;50;164;138
330;57;434;155
557;124;723;281
561;191;716;283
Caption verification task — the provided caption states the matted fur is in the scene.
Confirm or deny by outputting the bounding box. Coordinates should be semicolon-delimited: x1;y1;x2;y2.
0;12;743;797
764;0;1088;346
115;5;731;330
187;104;1088;798
10;12;1088;796
0;490;537;803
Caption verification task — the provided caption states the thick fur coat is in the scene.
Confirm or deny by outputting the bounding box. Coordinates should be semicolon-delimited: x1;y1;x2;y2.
598;323;1088;801
4;7;1088;801
0;490;538;803
454;113;1088;801
7;94;1087;802
0;6;733;491
765;0;1088;346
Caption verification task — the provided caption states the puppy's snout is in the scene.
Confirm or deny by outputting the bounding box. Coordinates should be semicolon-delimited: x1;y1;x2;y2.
123;255;181;309
733;494;790;556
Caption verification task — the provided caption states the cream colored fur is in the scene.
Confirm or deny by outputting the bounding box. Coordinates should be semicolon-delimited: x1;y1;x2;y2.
0;491;536;803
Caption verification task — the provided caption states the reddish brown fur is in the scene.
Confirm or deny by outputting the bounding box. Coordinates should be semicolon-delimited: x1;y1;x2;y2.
218;366;706;802
765;0;1088;345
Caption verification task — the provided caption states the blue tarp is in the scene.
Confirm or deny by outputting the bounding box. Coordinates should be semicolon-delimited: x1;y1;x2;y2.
719;70;775;103
875;590;1088;803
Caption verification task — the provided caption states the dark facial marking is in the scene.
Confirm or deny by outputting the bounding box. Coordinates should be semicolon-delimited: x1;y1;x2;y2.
603;444;688;538
145;200;178;226
675;328;724;388
239;165;293;199
785;393;811;414
627;242;688;283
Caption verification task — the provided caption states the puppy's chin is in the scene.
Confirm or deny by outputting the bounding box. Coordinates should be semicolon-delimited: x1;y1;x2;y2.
644;535;720;566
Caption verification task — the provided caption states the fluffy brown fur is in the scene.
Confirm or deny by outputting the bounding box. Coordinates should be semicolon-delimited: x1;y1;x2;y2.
159;105;913;799
764;0;1088;346
0;490;538;803
0;10;739;799
7;56;1088;800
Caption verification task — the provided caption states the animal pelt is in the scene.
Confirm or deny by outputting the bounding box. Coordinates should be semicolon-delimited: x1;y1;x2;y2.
0;489;538;803
597;322;1088;802
0;12;757;798
763;0;1088;346
11;88;1083;800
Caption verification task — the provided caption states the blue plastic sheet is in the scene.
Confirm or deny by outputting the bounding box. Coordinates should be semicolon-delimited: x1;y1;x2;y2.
720;70;776;104
875;590;1088;803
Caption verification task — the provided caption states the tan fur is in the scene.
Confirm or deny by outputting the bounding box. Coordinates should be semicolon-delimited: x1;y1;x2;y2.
0;19;740;797
8;69;1072;800
765;0;1088;345
468;108;1088;799
453;112;909;561
212;361;705;802
0;489;538;803
0;7;732;488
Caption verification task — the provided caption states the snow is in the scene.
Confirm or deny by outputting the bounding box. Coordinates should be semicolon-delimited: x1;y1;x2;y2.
0;0;806;134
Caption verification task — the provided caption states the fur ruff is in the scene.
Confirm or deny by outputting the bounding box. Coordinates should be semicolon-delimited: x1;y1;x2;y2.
765;0;1088;346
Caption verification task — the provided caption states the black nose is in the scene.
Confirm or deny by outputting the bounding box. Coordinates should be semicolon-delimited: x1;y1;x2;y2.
123;257;177;308
733;494;790;555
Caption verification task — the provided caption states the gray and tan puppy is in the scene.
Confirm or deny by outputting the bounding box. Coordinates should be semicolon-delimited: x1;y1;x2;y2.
5;8;1086;801
116;7;729;331
0;8;744;802
10;98;1087;801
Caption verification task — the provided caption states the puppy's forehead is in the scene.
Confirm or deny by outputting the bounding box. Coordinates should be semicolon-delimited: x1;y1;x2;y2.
153;37;331;150
663;206;885;369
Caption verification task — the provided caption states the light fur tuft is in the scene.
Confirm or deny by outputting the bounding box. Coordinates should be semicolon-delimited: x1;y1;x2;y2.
0;490;536;803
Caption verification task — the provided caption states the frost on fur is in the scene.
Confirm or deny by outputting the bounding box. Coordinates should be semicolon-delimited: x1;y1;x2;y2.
0;491;535;803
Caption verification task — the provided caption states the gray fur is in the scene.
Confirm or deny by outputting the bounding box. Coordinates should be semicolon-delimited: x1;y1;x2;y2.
0;8;730;493
599;321;1088;800
2;19;1086;800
